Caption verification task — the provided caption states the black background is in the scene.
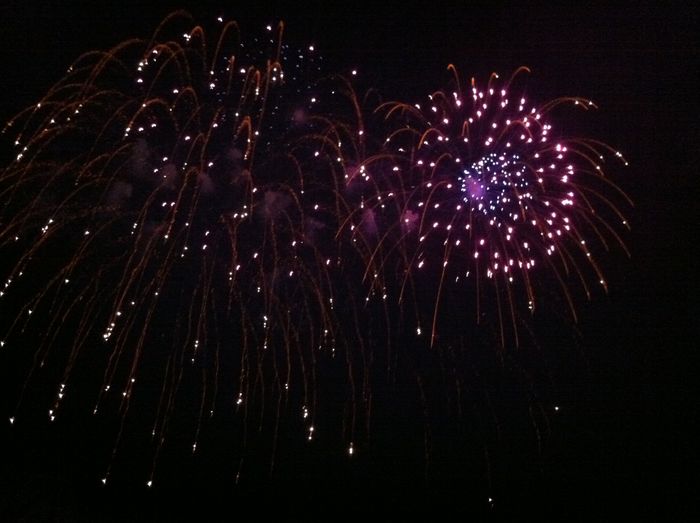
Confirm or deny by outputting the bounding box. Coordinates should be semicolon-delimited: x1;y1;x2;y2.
0;1;696;521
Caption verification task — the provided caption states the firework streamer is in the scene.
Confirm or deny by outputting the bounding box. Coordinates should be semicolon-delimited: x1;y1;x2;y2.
0;11;374;484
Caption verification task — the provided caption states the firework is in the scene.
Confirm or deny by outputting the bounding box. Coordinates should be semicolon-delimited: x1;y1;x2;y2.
1;11;632;488
0;12;372;483
340;66;632;347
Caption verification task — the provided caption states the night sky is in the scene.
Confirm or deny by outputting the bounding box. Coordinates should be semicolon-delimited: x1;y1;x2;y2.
0;1;696;521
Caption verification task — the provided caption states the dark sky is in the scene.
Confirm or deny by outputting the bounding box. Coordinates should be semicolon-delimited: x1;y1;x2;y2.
0;1;697;521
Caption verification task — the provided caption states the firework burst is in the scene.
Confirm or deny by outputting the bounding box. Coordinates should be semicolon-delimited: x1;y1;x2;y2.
343;67;632;347
0;12;372;483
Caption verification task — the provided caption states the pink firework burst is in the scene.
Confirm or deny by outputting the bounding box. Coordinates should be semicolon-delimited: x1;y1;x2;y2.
352;67;632;346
